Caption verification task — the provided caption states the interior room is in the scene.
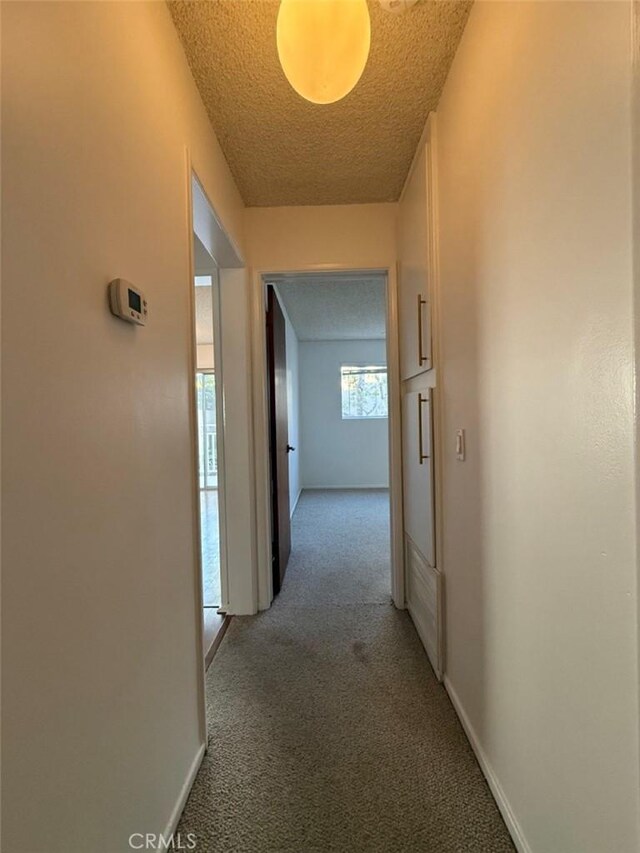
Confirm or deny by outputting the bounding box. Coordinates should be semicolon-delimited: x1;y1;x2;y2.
2;2;640;853
192;232;227;664
267;275;392;602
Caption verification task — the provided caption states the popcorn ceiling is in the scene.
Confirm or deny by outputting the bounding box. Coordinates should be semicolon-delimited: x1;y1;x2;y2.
169;0;472;206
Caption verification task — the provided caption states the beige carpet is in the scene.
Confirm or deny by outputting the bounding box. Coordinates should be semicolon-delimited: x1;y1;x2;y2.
178;489;515;852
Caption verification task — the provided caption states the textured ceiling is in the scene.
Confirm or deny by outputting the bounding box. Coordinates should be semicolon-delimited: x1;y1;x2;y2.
168;0;472;206
272;275;386;340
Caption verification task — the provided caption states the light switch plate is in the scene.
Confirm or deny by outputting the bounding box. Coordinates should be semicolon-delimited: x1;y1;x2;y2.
455;429;465;461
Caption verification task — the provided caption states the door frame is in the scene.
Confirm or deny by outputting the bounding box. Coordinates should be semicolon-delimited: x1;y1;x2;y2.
190;212;231;614
185;156;245;751
250;265;405;611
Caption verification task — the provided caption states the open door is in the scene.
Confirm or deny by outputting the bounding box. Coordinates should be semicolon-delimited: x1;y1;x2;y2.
266;286;291;594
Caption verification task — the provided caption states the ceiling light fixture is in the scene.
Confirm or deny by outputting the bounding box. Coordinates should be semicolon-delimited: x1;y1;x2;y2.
276;0;371;105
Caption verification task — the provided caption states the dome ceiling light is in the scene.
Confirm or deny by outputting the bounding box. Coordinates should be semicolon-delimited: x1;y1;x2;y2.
276;0;371;105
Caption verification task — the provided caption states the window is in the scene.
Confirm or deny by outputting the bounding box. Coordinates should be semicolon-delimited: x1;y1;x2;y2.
341;365;388;419
196;372;218;488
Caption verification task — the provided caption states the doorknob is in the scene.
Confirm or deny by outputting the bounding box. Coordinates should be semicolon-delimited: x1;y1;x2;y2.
286;444;296;453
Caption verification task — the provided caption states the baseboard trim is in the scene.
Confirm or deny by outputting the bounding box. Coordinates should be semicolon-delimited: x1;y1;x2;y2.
302;485;390;490
160;741;206;849
443;676;531;853
290;488;302;517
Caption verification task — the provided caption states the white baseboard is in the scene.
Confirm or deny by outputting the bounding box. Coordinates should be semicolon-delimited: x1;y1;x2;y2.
290;488;302;517
302;484;389;490
444;677;531;853
160;741;206;849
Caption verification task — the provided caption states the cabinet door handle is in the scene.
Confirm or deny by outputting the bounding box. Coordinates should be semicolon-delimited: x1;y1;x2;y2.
417;294;428;365
418;393;430;464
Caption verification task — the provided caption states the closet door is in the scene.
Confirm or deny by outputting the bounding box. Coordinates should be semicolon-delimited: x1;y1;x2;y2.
406;536;442;679
397;142;432;381
402;388;441;678
402;389;435;566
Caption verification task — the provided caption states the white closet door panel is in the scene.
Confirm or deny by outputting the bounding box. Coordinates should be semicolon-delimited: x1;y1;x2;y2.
402;390;435;566
406;536;443;680
398;142;432;380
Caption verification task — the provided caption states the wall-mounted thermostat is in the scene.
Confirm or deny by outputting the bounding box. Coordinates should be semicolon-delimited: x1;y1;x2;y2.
108;279;147;326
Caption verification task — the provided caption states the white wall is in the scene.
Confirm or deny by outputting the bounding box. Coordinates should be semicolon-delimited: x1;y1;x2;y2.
245;203;398;272
272;287;301;514
218;267;258;613
300;340;389;489
435;2;640;851
1;3;246;851
196;343;215;369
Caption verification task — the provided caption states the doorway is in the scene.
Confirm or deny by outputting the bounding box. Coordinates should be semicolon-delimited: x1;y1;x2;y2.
191;250;227;662
196;368;221;608
263;273;395;602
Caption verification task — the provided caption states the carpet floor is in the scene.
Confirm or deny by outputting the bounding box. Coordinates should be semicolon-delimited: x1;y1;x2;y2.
178;489;514;852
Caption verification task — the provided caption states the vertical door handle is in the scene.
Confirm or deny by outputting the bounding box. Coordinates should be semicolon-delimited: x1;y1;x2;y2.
418;393;429;465
417;294;428;365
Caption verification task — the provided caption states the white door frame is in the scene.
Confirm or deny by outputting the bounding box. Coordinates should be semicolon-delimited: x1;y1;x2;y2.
250;264;405;611
185;156;246;749
185;167;206;751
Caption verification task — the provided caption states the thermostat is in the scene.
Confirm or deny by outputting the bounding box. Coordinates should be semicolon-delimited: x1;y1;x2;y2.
108;279;147;326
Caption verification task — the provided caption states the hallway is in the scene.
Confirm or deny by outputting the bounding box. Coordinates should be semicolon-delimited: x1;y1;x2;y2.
178;490;514;852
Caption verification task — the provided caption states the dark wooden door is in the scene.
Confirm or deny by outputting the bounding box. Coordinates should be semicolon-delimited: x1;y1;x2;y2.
266;286;291;594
